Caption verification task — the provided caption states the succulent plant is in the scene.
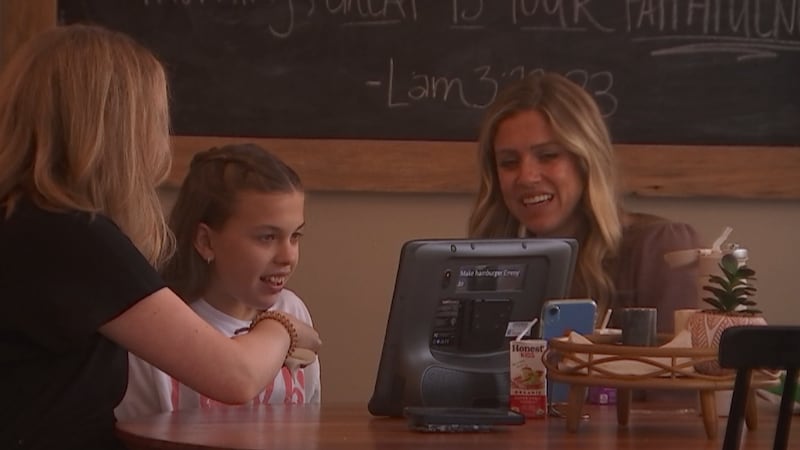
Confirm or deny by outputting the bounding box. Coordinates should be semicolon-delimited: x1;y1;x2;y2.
701;253;760;314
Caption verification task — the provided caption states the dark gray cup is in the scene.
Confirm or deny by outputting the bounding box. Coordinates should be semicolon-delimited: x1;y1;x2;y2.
620;308;658;346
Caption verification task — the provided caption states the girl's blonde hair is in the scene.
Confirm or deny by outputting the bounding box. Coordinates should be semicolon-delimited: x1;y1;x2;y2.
468;72;622;307
162;143;303;301
0;24;174;267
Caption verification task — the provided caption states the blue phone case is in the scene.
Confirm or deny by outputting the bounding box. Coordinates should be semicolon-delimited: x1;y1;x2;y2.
539;299;597;340
539;299;597;405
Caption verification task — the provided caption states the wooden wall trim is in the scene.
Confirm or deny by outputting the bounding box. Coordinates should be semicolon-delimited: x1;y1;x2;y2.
615;144;800;200
4;1;799;200
172;137;800;200
169;137;479;194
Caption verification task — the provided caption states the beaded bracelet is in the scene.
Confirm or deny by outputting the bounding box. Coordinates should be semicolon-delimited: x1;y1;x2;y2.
249;310;298;357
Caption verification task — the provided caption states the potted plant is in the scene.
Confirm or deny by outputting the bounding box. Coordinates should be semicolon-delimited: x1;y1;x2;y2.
687;253;767;375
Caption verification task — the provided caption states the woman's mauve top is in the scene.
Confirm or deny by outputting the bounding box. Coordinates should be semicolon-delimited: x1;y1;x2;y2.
609;212;703;333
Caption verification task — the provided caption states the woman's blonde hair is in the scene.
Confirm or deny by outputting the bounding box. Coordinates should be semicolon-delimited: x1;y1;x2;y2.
0;24;174;267
468;72;622;307
162;143;303;302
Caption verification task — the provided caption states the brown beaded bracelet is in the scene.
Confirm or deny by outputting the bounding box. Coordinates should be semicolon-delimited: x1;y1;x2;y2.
249;310;298;357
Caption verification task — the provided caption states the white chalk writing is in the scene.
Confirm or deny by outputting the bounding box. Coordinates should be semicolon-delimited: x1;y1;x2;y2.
376;58;618;116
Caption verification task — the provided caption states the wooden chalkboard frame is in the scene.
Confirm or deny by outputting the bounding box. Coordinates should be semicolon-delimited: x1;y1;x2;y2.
3;0;799;199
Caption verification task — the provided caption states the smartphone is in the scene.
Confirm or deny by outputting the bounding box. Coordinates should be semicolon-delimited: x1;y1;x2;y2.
539;299;597;340
539;299;597;406
403;406;525;432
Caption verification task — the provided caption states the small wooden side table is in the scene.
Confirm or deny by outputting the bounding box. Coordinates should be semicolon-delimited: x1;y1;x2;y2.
543;336;780;439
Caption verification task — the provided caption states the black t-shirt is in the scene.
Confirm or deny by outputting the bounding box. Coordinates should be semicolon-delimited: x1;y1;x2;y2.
0;200;166;450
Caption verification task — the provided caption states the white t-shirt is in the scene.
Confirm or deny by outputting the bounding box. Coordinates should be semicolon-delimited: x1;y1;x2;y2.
115;289;321;420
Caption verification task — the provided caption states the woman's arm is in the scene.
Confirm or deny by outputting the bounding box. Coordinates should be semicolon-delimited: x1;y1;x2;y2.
100;287;320;404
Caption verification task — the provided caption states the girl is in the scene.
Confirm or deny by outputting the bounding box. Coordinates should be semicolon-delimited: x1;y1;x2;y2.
116;143;320;419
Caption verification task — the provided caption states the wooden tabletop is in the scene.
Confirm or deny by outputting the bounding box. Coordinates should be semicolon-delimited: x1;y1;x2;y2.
117;402;797;450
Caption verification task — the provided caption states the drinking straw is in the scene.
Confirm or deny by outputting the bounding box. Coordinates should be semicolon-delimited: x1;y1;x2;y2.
516;318;539;341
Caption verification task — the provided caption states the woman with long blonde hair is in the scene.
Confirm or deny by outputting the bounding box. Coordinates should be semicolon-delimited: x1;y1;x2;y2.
0;25;320;450
468;72;701;333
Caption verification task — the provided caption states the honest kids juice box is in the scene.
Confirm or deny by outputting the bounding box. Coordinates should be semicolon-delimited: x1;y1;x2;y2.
509;339;547;418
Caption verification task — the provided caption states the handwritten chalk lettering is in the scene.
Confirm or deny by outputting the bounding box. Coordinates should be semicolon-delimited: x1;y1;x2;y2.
139;0;799;51
384;58;496;108
323;0;419;22
564;70;618;117
505;67;617;116
390;61;499;109
382;58;619;116
268;0;298;39
510;67;618;117
625;0;800;39
385;58;410;107
142;0;289;37
405;69;486;108
269;0;418;38
508;65;537;79
452;0;485;25
406;72;466;105
512;0;615;32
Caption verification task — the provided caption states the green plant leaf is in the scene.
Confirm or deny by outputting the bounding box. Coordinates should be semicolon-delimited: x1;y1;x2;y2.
703;286;729;298
720;254;740;273
731;287;757;297
707;274;731;289
703;254;758;313
702;298;725;310
737;267;756;278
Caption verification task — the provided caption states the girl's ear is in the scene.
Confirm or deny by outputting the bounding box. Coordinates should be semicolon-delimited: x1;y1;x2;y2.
193;223;215;263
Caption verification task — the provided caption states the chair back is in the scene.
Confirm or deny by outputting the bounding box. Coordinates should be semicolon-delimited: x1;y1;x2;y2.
719;326;800;369
719;325;800;450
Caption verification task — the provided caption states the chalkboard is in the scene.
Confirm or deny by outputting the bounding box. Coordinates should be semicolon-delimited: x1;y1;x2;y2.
58;0;800;145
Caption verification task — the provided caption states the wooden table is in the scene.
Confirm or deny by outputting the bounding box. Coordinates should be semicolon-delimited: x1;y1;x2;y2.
117;403;797;450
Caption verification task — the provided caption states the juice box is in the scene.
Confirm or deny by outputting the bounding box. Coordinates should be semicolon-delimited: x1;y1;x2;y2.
509;339;547;418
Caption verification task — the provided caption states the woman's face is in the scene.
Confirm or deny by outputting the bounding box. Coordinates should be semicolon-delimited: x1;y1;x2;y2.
198;190;305;320
493;109;585;237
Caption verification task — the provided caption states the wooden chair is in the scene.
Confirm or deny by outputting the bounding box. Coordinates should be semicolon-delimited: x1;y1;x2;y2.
719;325;800;450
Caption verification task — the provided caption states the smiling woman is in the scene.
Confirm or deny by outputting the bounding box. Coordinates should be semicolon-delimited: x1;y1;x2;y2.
492;109;586;239
468;72;703;336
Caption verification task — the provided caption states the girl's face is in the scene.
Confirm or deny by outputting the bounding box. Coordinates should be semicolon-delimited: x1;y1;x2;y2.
493;109;586;238
197;190;305;320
